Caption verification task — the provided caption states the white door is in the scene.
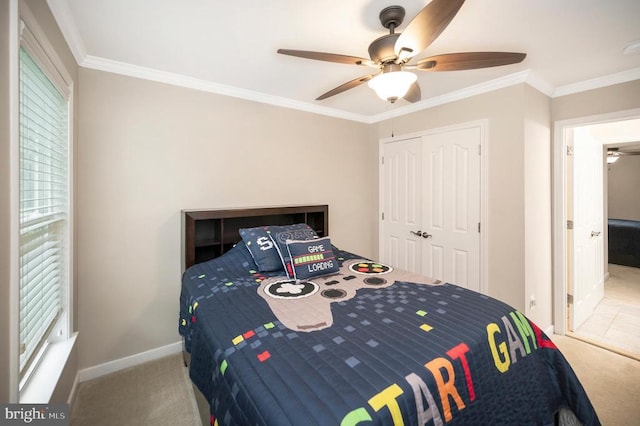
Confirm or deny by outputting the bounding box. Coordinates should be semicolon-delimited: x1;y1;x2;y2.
380;137;423;274
570;129;604;330
422;127;481;291
380;125;481;289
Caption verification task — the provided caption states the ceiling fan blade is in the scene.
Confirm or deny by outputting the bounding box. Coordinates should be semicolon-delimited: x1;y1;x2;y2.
416;52;526;71
278;49;377;67
404;81;421;103
395;0;465;60
316;74;375;100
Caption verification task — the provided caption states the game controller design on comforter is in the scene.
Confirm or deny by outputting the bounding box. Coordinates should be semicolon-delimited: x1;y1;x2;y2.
179;243;599;425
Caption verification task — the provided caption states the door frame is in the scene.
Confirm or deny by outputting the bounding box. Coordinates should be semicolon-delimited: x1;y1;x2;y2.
552;108;640;334
378;119;489;294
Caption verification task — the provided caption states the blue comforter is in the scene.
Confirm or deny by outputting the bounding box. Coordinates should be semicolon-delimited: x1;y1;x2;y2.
179;243;599;425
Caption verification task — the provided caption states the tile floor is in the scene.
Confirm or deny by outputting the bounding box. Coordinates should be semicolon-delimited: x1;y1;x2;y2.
573;264;640;356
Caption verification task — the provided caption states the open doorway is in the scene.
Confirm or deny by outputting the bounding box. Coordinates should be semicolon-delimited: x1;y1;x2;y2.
553;109;640;358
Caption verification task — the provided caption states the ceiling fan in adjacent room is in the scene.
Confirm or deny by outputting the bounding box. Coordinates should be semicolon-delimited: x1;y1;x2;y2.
607;146;640;164
277;0;526;103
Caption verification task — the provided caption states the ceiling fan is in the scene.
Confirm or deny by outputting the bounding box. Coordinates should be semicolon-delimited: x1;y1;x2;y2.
607;147;640;164
278;0;526;103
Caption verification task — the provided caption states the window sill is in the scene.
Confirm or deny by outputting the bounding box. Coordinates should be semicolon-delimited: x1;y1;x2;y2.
20;332;78;403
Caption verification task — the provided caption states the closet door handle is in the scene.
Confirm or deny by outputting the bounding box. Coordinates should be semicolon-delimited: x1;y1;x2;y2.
590;231;601;237
410;230;432;239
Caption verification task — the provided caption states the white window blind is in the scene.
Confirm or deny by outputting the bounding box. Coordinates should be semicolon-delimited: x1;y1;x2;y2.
18;45;69;376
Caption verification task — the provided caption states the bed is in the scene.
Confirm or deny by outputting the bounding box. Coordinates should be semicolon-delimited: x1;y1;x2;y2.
179;205;599;425
608;219;640;268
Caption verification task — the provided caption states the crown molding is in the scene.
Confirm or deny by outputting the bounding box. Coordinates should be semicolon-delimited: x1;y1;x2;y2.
77;53;640;124
524;70;555;97
84;54;535;125
368;70;534;123
552;67;640;98
48;1;640;123
81;55;371;123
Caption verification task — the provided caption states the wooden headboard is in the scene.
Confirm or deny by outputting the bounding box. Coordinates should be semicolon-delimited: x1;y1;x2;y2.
181;205;328;270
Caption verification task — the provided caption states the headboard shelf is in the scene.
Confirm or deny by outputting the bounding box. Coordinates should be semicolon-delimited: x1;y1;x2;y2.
182;205;328;270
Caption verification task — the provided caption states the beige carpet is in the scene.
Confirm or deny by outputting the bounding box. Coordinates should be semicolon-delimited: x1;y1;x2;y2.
554;334;640;425
70;354;201;426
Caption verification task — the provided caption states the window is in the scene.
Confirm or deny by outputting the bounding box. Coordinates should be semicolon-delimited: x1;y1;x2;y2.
18;19;72;390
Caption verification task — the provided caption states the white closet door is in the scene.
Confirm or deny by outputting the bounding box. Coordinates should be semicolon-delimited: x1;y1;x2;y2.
380;125;481;290
381;137;423;274
422;127;480;291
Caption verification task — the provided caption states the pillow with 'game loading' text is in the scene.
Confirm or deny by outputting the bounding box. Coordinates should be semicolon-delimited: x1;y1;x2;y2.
239;226;282;272
268;223;318;277
286;236;339;280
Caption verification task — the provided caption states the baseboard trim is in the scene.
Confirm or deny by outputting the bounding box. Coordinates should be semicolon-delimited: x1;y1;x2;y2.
77;341;183;383
544;324;555;336
67;369;79;406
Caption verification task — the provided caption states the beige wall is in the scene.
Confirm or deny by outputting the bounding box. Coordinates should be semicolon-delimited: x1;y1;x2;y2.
552;80;640;122
608;155;640;221
375;85;530;312
76;68;374;369
523;85;552;326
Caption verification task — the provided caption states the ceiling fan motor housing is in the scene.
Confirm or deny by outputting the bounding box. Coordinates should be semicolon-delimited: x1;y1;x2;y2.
368;33;401;64
368;6;406;64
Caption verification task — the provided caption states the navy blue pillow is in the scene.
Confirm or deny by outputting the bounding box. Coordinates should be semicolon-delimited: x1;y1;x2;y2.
286;237;339;280
268;223;318;277
239;227;282;272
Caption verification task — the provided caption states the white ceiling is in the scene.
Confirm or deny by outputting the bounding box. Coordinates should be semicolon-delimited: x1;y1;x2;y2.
586;118;640;151
48;0;640;122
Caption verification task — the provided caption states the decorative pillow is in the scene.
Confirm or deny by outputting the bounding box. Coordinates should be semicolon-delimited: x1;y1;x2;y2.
286;237;339;280
268;223;319;277
239;226;282;272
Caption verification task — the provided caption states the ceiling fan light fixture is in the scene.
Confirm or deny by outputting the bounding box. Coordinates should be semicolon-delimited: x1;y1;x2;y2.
607;148;620;164
368;70;417;103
